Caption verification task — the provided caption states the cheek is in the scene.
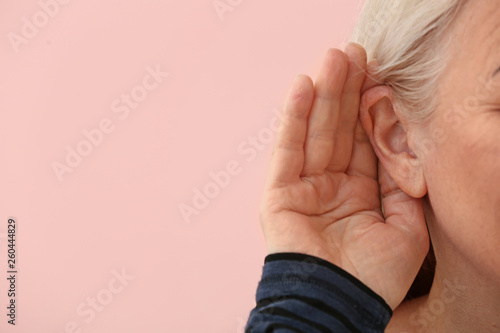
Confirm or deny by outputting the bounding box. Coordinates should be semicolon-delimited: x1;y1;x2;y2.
427;123;496;212
423;121;500;255
453;121;500;195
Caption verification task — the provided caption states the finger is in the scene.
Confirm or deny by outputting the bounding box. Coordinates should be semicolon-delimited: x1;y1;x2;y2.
379;160;429;252
361;60;380;94
301;49;349;177
327;43;367;173
345;117;378;180
268;74;315;185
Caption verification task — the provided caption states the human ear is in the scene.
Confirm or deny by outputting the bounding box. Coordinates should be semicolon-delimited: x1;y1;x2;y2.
359;85;427;198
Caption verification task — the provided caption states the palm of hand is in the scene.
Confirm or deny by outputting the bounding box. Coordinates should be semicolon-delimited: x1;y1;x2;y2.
260;45;429;310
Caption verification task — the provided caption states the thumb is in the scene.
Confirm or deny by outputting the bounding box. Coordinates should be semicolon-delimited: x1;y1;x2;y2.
378;160;429;251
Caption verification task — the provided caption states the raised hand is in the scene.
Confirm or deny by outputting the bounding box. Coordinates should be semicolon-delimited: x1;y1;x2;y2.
259;44;429;309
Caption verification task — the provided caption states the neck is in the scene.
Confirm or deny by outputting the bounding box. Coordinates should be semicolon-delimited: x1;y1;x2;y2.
422;196;500;332
388;240;500;333
422;260;500;332
387;198;500;333
403;197;500;332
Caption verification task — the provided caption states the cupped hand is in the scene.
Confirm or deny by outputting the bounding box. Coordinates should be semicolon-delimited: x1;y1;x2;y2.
259;44;429;310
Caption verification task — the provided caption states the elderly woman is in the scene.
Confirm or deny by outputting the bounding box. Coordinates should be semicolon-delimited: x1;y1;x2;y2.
245;0;500;332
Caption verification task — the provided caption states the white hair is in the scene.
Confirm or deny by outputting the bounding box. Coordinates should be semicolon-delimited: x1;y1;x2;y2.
350;0;468;123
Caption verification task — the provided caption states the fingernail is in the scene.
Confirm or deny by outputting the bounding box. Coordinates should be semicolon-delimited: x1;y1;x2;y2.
344;42;358;51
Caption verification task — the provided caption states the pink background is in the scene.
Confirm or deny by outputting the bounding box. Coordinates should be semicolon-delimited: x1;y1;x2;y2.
0;1;363;332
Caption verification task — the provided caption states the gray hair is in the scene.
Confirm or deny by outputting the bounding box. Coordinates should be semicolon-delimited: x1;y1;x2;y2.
350;0;468;124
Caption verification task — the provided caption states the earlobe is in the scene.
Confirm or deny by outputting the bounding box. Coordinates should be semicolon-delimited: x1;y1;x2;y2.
359;85;427;198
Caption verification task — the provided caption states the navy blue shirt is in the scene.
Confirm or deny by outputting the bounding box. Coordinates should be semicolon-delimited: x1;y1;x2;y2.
245;253;392;332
